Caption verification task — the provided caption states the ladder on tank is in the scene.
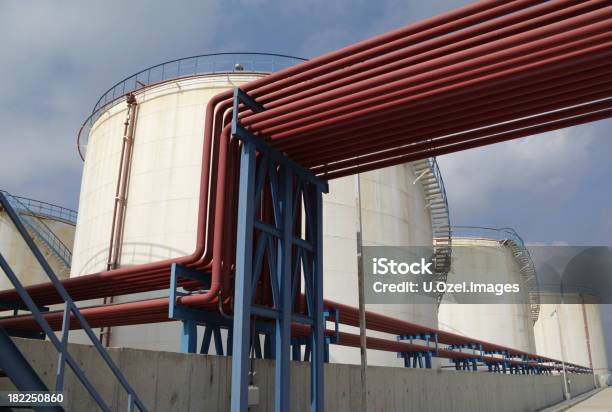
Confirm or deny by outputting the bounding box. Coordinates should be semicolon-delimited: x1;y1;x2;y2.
0;191;147;412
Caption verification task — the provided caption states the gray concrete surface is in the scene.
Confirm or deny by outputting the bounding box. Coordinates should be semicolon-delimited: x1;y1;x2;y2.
0;338;597;411
567;387;612;411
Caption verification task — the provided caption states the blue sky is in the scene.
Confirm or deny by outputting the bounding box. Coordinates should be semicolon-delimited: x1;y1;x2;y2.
1;0;611;368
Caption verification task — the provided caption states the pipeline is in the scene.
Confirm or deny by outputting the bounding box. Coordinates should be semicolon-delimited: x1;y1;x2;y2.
0;0;609;372
0;295;589;373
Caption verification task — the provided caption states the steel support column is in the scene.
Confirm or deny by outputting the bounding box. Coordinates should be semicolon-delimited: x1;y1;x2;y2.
230;137;257;412
230;88;328;412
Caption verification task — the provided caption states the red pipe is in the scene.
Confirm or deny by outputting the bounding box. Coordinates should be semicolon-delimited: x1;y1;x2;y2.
0;0;609;376
246;8;612;134
294;65;612;165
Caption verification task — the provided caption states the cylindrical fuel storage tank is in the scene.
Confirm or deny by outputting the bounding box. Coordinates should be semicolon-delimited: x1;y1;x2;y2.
0;191;76;288
72;53;444;366
324;168;439;367
531;246;610;384
534;297;609;384
438;228;538;354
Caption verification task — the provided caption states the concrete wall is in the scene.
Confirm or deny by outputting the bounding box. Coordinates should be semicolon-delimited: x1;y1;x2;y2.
0;338;596;412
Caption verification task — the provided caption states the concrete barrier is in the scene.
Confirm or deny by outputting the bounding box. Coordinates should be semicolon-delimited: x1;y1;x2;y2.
568;373;596;398
0;338;596;411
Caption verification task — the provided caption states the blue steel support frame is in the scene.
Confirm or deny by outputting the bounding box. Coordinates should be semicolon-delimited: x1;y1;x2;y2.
397;333;437;369
168;263;212;353
230;88;328;412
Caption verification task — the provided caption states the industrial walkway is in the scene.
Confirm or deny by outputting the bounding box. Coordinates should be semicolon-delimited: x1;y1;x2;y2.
568;388;612;411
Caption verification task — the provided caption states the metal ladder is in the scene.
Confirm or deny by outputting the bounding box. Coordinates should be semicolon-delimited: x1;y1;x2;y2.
1;191;73;272
412;157;452;300
0;191;147;412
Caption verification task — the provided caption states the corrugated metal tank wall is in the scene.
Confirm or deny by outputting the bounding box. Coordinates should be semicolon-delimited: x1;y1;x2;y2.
437;238;537;353
0;211;75;287
72;74;438;366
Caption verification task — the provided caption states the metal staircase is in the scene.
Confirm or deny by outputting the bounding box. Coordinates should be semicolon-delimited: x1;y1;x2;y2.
0;191;74;273
499;229;540;323
0;191;147;411
451;226;540;323
412;157;452;300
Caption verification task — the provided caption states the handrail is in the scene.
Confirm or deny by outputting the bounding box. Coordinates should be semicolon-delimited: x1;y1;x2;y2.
429;157;452;278
430;158;450;223
0;191;147;412
78;53;307;160
1;192;72;268
92;52;306;114
452;226;526;246
413;157;452;307
0;191;77;225
451;225;540;322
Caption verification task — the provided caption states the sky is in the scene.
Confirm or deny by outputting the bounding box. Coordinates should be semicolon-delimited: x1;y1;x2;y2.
1;1;611;369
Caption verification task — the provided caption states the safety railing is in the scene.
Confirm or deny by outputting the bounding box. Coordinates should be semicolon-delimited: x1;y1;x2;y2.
1;192;72;269
4;193;77;225
452;226;540;322
0;191;147;412
78;53;306;160
452;226;526;248
92;53;306;114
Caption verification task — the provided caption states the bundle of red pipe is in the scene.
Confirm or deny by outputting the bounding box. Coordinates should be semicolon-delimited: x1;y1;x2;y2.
2;0;609;370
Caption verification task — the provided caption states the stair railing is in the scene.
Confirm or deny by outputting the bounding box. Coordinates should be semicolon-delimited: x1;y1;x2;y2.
451;225;540;323
412;157;452;301
0;191;147;412
1;191;72;269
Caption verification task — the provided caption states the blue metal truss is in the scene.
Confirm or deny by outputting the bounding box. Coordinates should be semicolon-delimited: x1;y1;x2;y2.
230;88;328;412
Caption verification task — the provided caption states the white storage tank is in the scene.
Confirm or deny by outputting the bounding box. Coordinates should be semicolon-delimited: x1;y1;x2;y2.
535;297;609;383
531;246;610;383
438;228;538;354
72;54;447;366
0;192;76;287
324;167;441;366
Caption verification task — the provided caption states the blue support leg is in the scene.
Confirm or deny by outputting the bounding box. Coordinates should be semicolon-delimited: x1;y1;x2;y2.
311;185;325;412
213;327;224;356
292;339;301;361
230;140;257;412
200;326;213;355
274;166;293;412
181;320;197;354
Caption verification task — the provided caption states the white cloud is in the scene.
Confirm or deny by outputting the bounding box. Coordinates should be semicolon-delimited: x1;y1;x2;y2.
437;125;597;218
0;0;225;206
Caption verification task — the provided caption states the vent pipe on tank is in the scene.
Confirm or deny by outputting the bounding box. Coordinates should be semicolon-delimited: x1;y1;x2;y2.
107;93;138;271
101;93;138;347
